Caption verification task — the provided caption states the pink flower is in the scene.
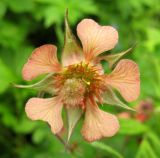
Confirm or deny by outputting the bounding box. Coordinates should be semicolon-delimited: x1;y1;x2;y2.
21;14;140;142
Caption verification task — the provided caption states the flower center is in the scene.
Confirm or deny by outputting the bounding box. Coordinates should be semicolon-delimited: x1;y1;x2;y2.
61;78;85;107
54;62;106;108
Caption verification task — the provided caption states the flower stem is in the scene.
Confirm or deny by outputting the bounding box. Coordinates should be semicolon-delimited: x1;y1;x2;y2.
55;134;72;153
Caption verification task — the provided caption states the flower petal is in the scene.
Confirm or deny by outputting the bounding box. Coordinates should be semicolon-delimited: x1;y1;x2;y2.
81;100;119;142
105;59;140;102
77;19;118;61
25;97;63;134
22;44;61;81
62;12;84;66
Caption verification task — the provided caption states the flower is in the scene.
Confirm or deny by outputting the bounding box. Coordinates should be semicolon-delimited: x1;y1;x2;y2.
135;99;153;122
20;13;140;142
118;99;153;122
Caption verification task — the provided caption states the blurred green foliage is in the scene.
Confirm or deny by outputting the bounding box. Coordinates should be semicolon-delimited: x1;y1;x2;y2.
0;0;160;158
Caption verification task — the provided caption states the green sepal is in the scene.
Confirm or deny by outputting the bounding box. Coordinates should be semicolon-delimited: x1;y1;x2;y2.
12;73;55;95
61;10;83;65
103;86;135;111
100;46;135;68
66;107;83;143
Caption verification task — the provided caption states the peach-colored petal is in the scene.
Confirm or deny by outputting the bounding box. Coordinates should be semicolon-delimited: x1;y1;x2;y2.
25;97;63;134
22;44;61;81
105;59;140;102
81;100;119;142
62;49;84;66
77;19;118;61
91;59;104;74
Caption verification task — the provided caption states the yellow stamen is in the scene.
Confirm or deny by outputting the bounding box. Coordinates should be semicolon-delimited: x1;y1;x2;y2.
82;78;90;85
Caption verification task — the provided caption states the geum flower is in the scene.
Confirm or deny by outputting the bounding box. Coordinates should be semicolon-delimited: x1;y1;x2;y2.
18;14;140;142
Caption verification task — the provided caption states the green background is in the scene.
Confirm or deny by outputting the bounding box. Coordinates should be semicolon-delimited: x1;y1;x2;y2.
0;0;160;157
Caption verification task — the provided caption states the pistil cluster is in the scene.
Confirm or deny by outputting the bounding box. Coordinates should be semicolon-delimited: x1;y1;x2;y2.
54;62;106;108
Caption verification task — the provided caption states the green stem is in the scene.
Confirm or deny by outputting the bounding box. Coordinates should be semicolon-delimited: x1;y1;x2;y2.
55;134;72;153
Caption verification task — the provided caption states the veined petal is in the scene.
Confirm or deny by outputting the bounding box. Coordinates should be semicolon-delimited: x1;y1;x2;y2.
62;11;84;66
25;97;63;134
91;59;104;75
105;59;140;102
77;19;118;61
22;44;61;81
81;100;119;142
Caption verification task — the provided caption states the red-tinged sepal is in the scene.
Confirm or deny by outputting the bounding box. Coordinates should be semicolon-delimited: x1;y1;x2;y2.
62;10;83;66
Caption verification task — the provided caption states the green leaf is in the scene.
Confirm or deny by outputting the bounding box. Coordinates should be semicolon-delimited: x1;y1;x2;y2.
0;1;6;18
147;132;160;156
119;118;148;135
34;0;97;26
6;0;35;13
136;139;158;158
0;104;17;128
92;142;124;158
144;28;160;52
43;6;64;27
32;127;48;144
14;115;37;134
0;20;28;48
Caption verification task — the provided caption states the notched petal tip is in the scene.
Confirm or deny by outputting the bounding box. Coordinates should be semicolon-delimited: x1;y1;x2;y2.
25;97;63;134
81;100;119;142
22;44;61;81
105;59;140;102
77;19;118;61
